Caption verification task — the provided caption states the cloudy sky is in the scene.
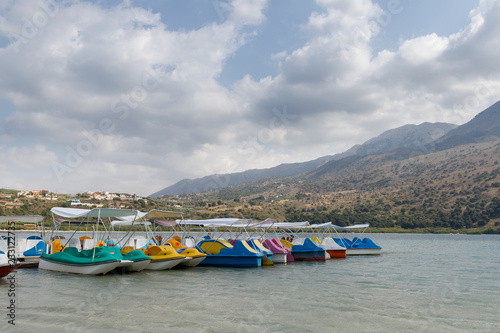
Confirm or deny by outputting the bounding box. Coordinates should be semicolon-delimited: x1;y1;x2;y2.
1;0;499;196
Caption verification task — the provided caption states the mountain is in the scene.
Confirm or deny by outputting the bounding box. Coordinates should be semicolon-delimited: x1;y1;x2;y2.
433;100;500;151
305;122;457;179
149;155;333;197
150;122;456;197
354;122;457;156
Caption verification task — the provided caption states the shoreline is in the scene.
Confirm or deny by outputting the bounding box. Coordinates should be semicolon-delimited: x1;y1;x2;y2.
1;229;499;235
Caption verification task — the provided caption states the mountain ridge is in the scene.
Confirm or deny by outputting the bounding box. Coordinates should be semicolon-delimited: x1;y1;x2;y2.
149;122;456;197
149;155;333;197
150;101;500;197
433;100;500;151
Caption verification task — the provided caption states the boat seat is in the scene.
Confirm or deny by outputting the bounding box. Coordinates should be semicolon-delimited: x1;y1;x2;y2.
121;246;135;254
82;238;98;249
183;238;196;248
66;238;81;250
51;240;64;253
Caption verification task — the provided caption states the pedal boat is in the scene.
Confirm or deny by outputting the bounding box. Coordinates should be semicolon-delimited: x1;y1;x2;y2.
197;239;263;267
39;246;123;275
165;238;207;267
246;239;274;265
312;237;346;259
281;238;327;261
140;245;186;270
15;235;46;264
335;237;382;255
262;238;289;264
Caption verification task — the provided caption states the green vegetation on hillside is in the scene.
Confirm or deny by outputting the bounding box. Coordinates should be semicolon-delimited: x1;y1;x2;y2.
2;142;500;234
158;141;500;234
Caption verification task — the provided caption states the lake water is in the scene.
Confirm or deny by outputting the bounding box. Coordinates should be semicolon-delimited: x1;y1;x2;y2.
1;233;499;332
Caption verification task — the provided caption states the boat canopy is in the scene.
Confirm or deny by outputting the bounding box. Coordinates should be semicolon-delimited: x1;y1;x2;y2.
50;207;139;219
154;220;177;227
177;218;253;226
110;220;152;227
302;222;369;230
257;221;310;228
329;223;369;230
54;218;95;225
305;222;333;228
114;211;148;222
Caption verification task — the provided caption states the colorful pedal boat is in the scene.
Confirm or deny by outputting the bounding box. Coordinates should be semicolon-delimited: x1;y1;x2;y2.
312;237;346;259
115;246;152;272
197;239;263;267
334;237;382;255
281;238;327;261
16;235;46;264
165;238;207;267
246;239;274;265
140;245;186;270
262;238;289;264
39;246;123;275
176;248;207;267
278;238;297;262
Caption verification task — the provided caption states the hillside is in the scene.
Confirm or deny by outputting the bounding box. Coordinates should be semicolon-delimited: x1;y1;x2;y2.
167;140;500;231
150;122;456;197
149;155;333;197
354;122;457;156
434;100;500;150
153;101;500;198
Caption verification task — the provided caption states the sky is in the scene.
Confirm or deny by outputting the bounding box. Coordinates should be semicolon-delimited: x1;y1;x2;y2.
0;0;499;196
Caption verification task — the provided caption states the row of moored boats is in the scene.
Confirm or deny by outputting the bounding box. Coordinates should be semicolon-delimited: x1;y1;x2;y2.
0;208;381;276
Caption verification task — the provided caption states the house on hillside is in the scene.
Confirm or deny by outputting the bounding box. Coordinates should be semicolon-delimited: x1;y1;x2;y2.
68;198;81;205
5;201;23;208
112;201;132;208
119;194;133;201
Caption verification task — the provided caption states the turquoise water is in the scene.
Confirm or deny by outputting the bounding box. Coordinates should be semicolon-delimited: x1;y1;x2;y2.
2;234;499;332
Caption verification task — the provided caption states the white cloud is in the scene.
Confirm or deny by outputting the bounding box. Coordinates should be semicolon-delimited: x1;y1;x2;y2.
238;0;500;153
0;0;499;195
399;33;449;65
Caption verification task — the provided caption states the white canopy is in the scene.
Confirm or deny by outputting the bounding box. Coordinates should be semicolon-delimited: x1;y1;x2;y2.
177;218;253;226
257;221;310;228
115;211;148;222
51;207;139;219
305;222;333;228
329;223;370;230
110;220;152;227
